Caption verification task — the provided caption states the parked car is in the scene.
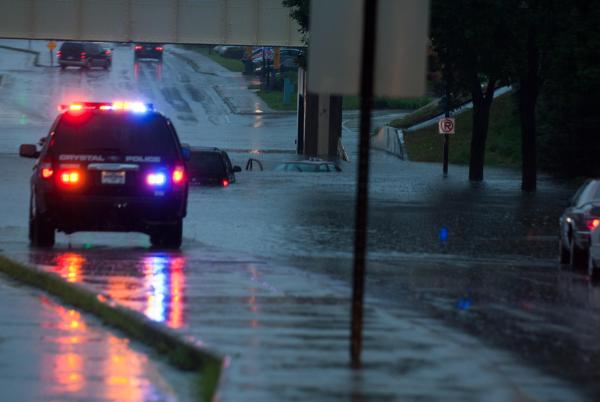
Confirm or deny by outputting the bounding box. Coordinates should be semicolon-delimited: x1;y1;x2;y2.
559;179;600;267
58;42;111;70
275;159;341;173
215;45;245;59
586;211;600;278
134;43;164;61
187;147;241;187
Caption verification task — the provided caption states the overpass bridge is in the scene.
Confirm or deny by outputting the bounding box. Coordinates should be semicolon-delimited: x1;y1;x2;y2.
0;0;340;158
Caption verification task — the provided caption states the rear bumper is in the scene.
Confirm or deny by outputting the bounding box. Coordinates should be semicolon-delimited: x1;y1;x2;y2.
135;51;162;59
45;194;187;234
59;59;86;67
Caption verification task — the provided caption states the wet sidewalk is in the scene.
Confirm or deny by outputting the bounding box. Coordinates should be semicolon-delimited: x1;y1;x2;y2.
0;275;195;402
1;238;587;402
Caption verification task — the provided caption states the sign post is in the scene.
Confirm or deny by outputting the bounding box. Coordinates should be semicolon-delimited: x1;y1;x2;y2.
308;0;430;369
438;117;455;176
47;40;56;66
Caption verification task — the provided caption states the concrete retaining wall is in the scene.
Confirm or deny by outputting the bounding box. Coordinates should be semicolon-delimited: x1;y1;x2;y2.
371;125;406;159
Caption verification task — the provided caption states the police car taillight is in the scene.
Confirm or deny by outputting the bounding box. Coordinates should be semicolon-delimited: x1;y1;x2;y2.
146;172;167;186
59;169;81;185
40;162;53;179
172;167;185;184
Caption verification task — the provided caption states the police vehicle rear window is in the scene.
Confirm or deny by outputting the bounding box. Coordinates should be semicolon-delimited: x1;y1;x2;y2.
60;42;83;52
52;113;177;157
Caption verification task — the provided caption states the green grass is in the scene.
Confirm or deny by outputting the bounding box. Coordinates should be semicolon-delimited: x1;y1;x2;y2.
403;92;521;167
256;89;297;111
390;100;443;129
191;46;245;73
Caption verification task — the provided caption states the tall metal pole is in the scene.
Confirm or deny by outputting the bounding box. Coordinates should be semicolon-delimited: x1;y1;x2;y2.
443;86;450;177
351;0;378;369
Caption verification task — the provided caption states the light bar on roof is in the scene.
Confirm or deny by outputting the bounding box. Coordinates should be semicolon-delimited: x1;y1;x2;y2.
59;102;154;113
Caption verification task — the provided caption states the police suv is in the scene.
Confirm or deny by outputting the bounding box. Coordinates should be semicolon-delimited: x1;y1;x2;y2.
19;102;189;249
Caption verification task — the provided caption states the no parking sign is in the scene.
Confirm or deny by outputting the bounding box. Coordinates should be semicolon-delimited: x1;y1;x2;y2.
438;117;455;134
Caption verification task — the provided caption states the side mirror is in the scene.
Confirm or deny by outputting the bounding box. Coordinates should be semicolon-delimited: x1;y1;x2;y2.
181;144;191;161
233;166;242;173
19;144;39;158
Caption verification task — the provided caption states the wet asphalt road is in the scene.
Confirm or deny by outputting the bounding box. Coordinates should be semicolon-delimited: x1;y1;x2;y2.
1;41;599;399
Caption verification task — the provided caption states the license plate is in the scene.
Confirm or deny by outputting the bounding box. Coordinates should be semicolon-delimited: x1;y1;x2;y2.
67;56;73;59
101;171;126;185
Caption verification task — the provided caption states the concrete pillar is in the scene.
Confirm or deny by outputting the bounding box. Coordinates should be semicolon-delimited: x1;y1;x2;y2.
297;68;342;159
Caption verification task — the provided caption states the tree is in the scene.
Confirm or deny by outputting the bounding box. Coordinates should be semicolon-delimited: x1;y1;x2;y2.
430;0;511;182
537;0;600;179
503;0;562;191
282;0;309;38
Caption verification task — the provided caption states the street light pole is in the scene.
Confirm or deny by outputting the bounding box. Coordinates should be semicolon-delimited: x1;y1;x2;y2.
351;0;378;370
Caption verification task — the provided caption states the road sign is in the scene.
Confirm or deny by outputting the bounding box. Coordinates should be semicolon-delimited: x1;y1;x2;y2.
308;0;430;97
47;40;56;50
438;117;455;134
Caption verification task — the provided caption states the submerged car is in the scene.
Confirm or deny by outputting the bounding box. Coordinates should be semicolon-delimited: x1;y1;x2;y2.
187;147;241;187
559;179;600;267
19;101;189;249
275;159;341;173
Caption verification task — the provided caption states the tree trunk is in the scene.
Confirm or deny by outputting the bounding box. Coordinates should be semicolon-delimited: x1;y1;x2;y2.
518;21;540;192
519;87;537;191
469;102;492;181
469;78;496;182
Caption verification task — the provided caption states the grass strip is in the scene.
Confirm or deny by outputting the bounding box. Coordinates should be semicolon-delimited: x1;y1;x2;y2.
0;255;223;402
191;47;245;73
402;92;521;167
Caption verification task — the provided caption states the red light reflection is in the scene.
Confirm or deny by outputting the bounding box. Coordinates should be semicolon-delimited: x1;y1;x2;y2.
54;252;85;283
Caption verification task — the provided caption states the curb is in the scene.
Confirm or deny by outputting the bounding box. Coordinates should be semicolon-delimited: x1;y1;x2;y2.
212;84;295;116
0;255;224;402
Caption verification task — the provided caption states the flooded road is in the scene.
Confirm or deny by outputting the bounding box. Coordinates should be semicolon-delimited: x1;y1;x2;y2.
0;40;597;400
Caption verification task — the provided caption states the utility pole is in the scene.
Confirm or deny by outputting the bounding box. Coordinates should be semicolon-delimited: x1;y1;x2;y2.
351;0;378;370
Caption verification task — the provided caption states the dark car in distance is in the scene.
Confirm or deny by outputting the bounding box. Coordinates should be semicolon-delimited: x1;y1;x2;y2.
19;101;189;249
187;147;241;187
58;42;111;70
559;179;600;267
134;43;164;61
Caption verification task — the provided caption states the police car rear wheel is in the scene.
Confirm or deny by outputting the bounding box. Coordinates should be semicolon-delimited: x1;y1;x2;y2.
29;199;55;248
150;219;182;249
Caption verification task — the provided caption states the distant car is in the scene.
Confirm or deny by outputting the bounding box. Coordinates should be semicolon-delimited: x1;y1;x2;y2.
187;147;241;187
58;42;111;70
275;159;341;173
216;46;245;59
559;179;600;267
134;43;164;61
